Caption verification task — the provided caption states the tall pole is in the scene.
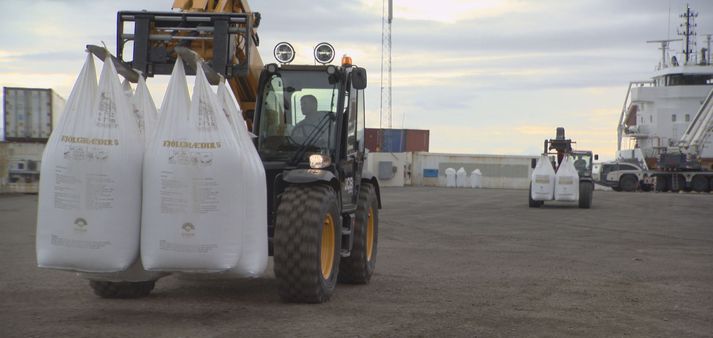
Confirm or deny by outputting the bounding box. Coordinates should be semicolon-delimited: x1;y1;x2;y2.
378;0;393;151
380;0;393;130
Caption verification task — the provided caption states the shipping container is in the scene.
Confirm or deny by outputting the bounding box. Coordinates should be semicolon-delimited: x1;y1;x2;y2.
365;128;380;152
405;129;430;152
382;129;406;153
0;142;45;193
3;87;65;142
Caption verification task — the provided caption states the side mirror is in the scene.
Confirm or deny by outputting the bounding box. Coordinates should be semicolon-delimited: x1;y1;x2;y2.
352;67;367;90
531;158;537;169
594;154;599;161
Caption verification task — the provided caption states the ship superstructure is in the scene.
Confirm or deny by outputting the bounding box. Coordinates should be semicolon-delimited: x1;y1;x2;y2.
617;5;713;169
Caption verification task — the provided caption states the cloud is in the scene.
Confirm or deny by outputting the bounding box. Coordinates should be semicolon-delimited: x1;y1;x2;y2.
2;0;712;159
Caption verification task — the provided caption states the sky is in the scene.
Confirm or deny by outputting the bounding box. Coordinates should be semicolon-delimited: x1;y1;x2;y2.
1;0;713;160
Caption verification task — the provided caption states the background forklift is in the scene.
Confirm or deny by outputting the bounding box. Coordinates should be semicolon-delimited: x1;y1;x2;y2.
86;0;381;303
528;127;597;209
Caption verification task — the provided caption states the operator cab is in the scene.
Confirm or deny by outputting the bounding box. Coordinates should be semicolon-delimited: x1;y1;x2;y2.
256;65;341;164
571;151;594;177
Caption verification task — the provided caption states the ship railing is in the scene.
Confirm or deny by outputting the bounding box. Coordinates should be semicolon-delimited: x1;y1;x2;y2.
617;80;655;150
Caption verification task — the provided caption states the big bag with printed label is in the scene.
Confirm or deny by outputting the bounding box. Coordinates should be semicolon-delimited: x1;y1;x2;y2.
530;154;555;201
554;155;580;201
141;59;244;272
36;53;143;272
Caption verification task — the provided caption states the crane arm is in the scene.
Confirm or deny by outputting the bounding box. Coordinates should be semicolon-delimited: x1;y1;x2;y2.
679;87;713;157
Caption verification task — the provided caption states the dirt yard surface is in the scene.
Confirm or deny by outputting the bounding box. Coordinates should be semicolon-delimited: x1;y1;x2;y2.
1;188;712;337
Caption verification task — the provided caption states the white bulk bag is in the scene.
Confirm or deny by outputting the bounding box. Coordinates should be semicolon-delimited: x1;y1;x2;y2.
36;53;143;272
456;167;468;188
445;167;456;187
141;59;244;272
121;78;133;98
470;169;482;188
130;76;159;147
218;81;268;277
530;155;555;201
555;155;580;201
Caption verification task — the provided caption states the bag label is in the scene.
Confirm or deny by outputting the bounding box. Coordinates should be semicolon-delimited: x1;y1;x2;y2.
558;177;575;185
535;175;550;184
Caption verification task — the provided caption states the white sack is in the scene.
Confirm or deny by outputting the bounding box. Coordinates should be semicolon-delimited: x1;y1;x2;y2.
456;167;468;188
217;81;268;277
121;78;133;98
80;258;166;283
445;167;456;187
141;59;244;272
530;154;555;201
470;169;482;188
36;53;143;272
555;155;580;201
130;76;159;147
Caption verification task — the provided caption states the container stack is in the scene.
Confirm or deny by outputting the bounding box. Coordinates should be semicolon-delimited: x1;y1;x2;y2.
1;87;66;193
364;128;430;153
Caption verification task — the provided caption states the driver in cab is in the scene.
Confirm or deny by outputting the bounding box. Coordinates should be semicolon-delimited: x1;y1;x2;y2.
291;94;331;147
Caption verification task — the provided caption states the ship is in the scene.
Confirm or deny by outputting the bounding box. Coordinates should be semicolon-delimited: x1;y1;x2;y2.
617;5;713;170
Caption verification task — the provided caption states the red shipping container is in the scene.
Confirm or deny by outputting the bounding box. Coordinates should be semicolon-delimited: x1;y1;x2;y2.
405;129;429;152
365;128;380;152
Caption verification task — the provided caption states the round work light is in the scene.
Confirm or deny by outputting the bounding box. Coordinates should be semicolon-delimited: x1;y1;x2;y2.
314;42;335;64
273;42;295;64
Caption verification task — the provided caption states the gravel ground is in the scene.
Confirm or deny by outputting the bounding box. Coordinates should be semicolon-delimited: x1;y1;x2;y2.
0;188;712;337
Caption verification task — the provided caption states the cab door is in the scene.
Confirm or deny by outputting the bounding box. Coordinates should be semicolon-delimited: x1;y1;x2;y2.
340;83;361;210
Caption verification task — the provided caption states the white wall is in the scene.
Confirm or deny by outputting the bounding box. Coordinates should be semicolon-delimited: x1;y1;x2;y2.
364;152;412;187
366;151;536;189
412;152;534;189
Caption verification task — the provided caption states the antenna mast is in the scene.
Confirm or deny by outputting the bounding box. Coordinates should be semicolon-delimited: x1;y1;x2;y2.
380;0;393;129
678;4;698;64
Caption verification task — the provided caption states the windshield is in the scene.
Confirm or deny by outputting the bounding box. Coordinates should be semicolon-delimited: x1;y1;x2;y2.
257;70;339;161
570;152;592;177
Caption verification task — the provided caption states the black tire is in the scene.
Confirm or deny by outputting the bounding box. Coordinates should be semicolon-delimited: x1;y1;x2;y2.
612;186;623;192
339;183;378;284
89;280;155;299
691;175;710;193
528;184;543;208
655;176;669;192
669;175;686;193
274;184;341;303
578;182;593;209
619;175;638;192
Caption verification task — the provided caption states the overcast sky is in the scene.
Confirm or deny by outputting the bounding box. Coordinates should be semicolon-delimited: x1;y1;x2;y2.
2;0;713;159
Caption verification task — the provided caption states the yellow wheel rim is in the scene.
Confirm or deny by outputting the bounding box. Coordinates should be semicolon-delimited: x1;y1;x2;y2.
366;207;375;261
321;214;335;280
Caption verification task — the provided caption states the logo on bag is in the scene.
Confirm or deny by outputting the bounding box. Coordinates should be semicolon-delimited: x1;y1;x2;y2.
181;222;195;238
74;217;88;232
162;140;221;149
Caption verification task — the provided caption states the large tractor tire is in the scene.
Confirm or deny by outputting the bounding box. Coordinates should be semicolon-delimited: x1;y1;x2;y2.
655;176;669;192
89;280;155;299
578;181;593;209
619;175;638;192
691;175;710;193
339;183;378;284
528;185;543;208
274;184;341;303
669;175;686;193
